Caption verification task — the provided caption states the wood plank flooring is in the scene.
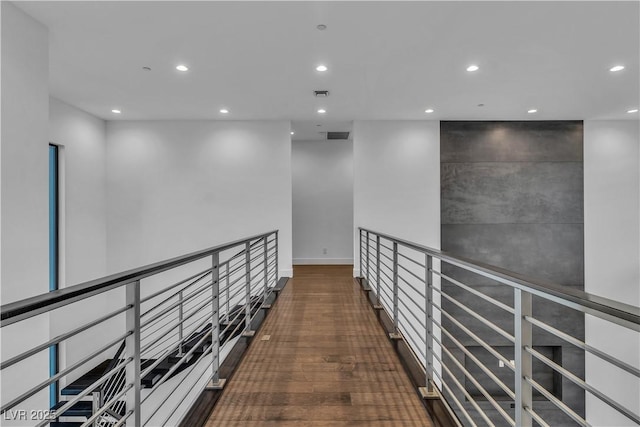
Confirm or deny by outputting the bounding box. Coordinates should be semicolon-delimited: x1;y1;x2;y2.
206;265;432;426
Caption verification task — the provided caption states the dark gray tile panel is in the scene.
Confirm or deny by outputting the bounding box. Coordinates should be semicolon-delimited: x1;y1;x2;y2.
441;121;583;163
442;162;584;224
441;224;584;285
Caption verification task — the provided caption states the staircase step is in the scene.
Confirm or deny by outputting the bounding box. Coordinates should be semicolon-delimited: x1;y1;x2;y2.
51;400;92;418
60;360;112;395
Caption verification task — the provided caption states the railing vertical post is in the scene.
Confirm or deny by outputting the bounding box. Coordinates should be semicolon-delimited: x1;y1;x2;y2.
245;241;252;331
225;263;230;323
263;236;269;303
359;229;363;278
365;231;370;285
515;288;533;427
376;235;381;305
425;254;434;392
210;251;224;388
178;290;184;355
392;242;399;333
275;231;279;283
125;280;141;427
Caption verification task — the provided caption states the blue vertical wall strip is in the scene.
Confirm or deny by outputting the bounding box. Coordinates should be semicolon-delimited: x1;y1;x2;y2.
49;145;58;408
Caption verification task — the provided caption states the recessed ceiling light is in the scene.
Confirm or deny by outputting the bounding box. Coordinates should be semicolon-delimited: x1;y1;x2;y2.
111;109;121;114
425;109;434;113
290;131;295;135
220;109;229;114
317;24;327;31
528;109;538;114
627;108;639;113
466;65;479;72
317;109;326;114
176;65;189;72
142;66;151;71
610;65;625;72
316;65;328;72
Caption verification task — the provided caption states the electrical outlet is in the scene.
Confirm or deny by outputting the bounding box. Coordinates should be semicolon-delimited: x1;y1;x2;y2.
322;248;327;255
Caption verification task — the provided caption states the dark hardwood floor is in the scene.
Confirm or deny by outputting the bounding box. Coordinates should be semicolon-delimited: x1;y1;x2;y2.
206;265;433;426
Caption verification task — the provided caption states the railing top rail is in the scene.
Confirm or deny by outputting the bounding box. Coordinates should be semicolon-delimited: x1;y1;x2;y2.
1;230;278;327
359;227;640;329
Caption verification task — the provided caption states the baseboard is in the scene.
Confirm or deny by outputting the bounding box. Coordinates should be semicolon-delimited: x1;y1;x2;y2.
293;258;353;265
353;268;360;277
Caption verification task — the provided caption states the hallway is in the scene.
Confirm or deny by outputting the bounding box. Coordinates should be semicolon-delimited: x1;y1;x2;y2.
206;265;432;426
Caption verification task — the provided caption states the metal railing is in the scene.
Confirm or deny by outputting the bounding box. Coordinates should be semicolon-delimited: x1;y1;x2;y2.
358;228;640;427
1;230;279;426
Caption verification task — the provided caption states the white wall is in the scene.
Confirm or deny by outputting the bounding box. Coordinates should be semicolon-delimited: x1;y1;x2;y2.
106;120;293;277
352;120;442;388
584;120;640;426
0;1;50;421
48;97;118;388
292;139;353;264
49;97;107;286
353;120;441;275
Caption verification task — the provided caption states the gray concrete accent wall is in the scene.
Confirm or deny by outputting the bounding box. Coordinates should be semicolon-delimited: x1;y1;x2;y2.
440;121;584;426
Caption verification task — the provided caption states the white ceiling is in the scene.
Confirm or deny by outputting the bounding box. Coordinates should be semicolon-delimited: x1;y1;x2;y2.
16;1;640;123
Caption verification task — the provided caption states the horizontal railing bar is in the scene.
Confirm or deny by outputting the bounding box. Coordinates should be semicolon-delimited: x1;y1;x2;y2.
431;368;476;427
225;280;253;304
222;254;249;277
378;241;394;253
34;357;133;427
142;325;215;403
434;269;515;314
141;283;211;329
439;320;515;399
435;287;515;343
432;334;515;426
397;291;426;324
81;383;133;426
376;249;394;266
142;313;214;373
397;264;427;295
397;274;427;303
1;230;277;325
360;227;640;329
397;319;427;357
1;332;131;414
141;286;206;332
142;278;210;323
140;268;210;305
219;298;252;337
525;315;640;378
439;356;494;427
525;376;589;427
526;407;550;427
113;410;133;427
378;267;394;288
377;281;394;304
526;346;640;424
148;336;216;426
1;304;131;370
140;298;212;354
432;307;515;372
397;250;427;269
248;250;266;266
151;335;220;427
378;259;394;277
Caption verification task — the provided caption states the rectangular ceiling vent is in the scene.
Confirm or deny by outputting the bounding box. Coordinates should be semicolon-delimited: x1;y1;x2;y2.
314;90;330;97
327;132;350;140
